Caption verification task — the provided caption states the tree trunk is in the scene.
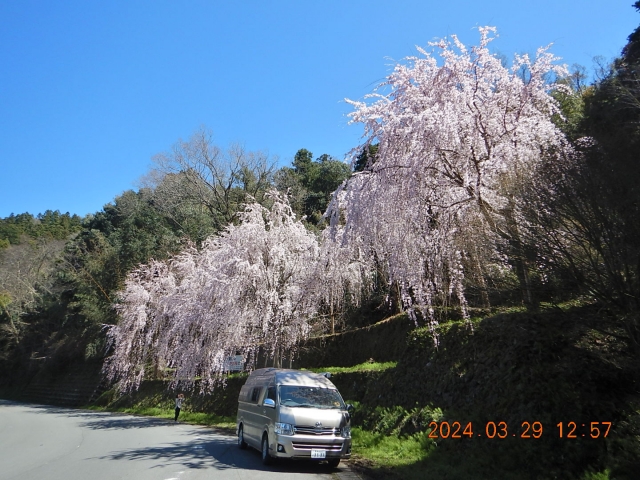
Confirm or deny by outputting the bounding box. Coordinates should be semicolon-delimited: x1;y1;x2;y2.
473;246;491;309
389;280;403;314
330;302;335;335
503;202;537;310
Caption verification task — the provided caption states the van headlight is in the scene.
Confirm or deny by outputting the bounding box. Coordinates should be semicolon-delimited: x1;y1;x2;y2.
275;422;294;435
340;425;351;438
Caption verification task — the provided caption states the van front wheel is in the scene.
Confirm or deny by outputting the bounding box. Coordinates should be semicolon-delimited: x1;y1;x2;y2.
237;425;247;449
261;434;273;465
327;458;340;468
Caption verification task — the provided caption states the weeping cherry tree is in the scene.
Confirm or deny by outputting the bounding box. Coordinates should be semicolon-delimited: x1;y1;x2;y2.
329;27;572;327
104;191;337;392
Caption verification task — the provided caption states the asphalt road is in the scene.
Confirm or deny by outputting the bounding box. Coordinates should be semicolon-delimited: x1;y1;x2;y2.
0;400;360;480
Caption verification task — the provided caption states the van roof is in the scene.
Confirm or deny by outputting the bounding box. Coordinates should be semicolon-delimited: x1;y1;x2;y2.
249;368;336;388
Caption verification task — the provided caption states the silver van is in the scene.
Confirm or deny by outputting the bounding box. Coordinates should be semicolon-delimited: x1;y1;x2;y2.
236;368;352;467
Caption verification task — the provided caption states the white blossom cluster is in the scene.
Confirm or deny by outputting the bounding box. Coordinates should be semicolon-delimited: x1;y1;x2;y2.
104;192;366;392
330;27;571;328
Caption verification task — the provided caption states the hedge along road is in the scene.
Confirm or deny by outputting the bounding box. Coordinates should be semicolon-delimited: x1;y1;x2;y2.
0;400;355;480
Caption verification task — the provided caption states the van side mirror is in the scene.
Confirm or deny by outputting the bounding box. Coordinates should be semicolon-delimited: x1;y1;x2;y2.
346;404;354;412
263;398;276;408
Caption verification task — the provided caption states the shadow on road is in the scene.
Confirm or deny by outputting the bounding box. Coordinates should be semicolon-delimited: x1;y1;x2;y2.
0;400;342;475
0;400;335;474
101;436;340;474
5;401;172;429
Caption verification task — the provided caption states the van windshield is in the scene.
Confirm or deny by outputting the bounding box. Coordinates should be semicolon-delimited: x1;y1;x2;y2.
279;386;345;409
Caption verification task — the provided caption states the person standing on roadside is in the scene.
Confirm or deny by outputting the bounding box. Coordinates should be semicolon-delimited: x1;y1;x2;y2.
174;393;185;422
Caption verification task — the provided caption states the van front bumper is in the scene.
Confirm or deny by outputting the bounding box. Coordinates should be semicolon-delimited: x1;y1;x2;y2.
272;433;352;460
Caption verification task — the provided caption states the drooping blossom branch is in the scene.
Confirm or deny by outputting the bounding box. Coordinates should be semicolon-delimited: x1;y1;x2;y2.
104;191;366;392
329;27;573;328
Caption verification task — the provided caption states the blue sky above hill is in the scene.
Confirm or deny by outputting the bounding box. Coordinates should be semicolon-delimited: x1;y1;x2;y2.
1;0;637;217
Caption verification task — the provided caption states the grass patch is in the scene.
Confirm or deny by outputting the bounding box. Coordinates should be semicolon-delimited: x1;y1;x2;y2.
351;427;433;467
308;361;397;374
87;404;236;433
581;471;611;480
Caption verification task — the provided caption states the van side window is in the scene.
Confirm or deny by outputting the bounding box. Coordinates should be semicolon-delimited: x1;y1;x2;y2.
250;387;262;403
266;386;276;402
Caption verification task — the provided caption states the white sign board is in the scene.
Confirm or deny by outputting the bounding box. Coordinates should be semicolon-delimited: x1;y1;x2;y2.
223;355;245;372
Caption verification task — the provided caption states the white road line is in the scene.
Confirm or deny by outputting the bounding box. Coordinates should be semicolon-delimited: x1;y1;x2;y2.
164;469;185;480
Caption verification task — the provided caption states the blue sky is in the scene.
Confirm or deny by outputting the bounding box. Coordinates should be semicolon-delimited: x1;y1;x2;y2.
1;0;638;218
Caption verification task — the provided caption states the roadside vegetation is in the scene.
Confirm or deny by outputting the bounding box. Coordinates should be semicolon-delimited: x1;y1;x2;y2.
81;306;638;479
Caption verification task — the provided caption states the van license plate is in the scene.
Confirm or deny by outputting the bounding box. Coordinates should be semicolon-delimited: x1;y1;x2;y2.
311;449;326;459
